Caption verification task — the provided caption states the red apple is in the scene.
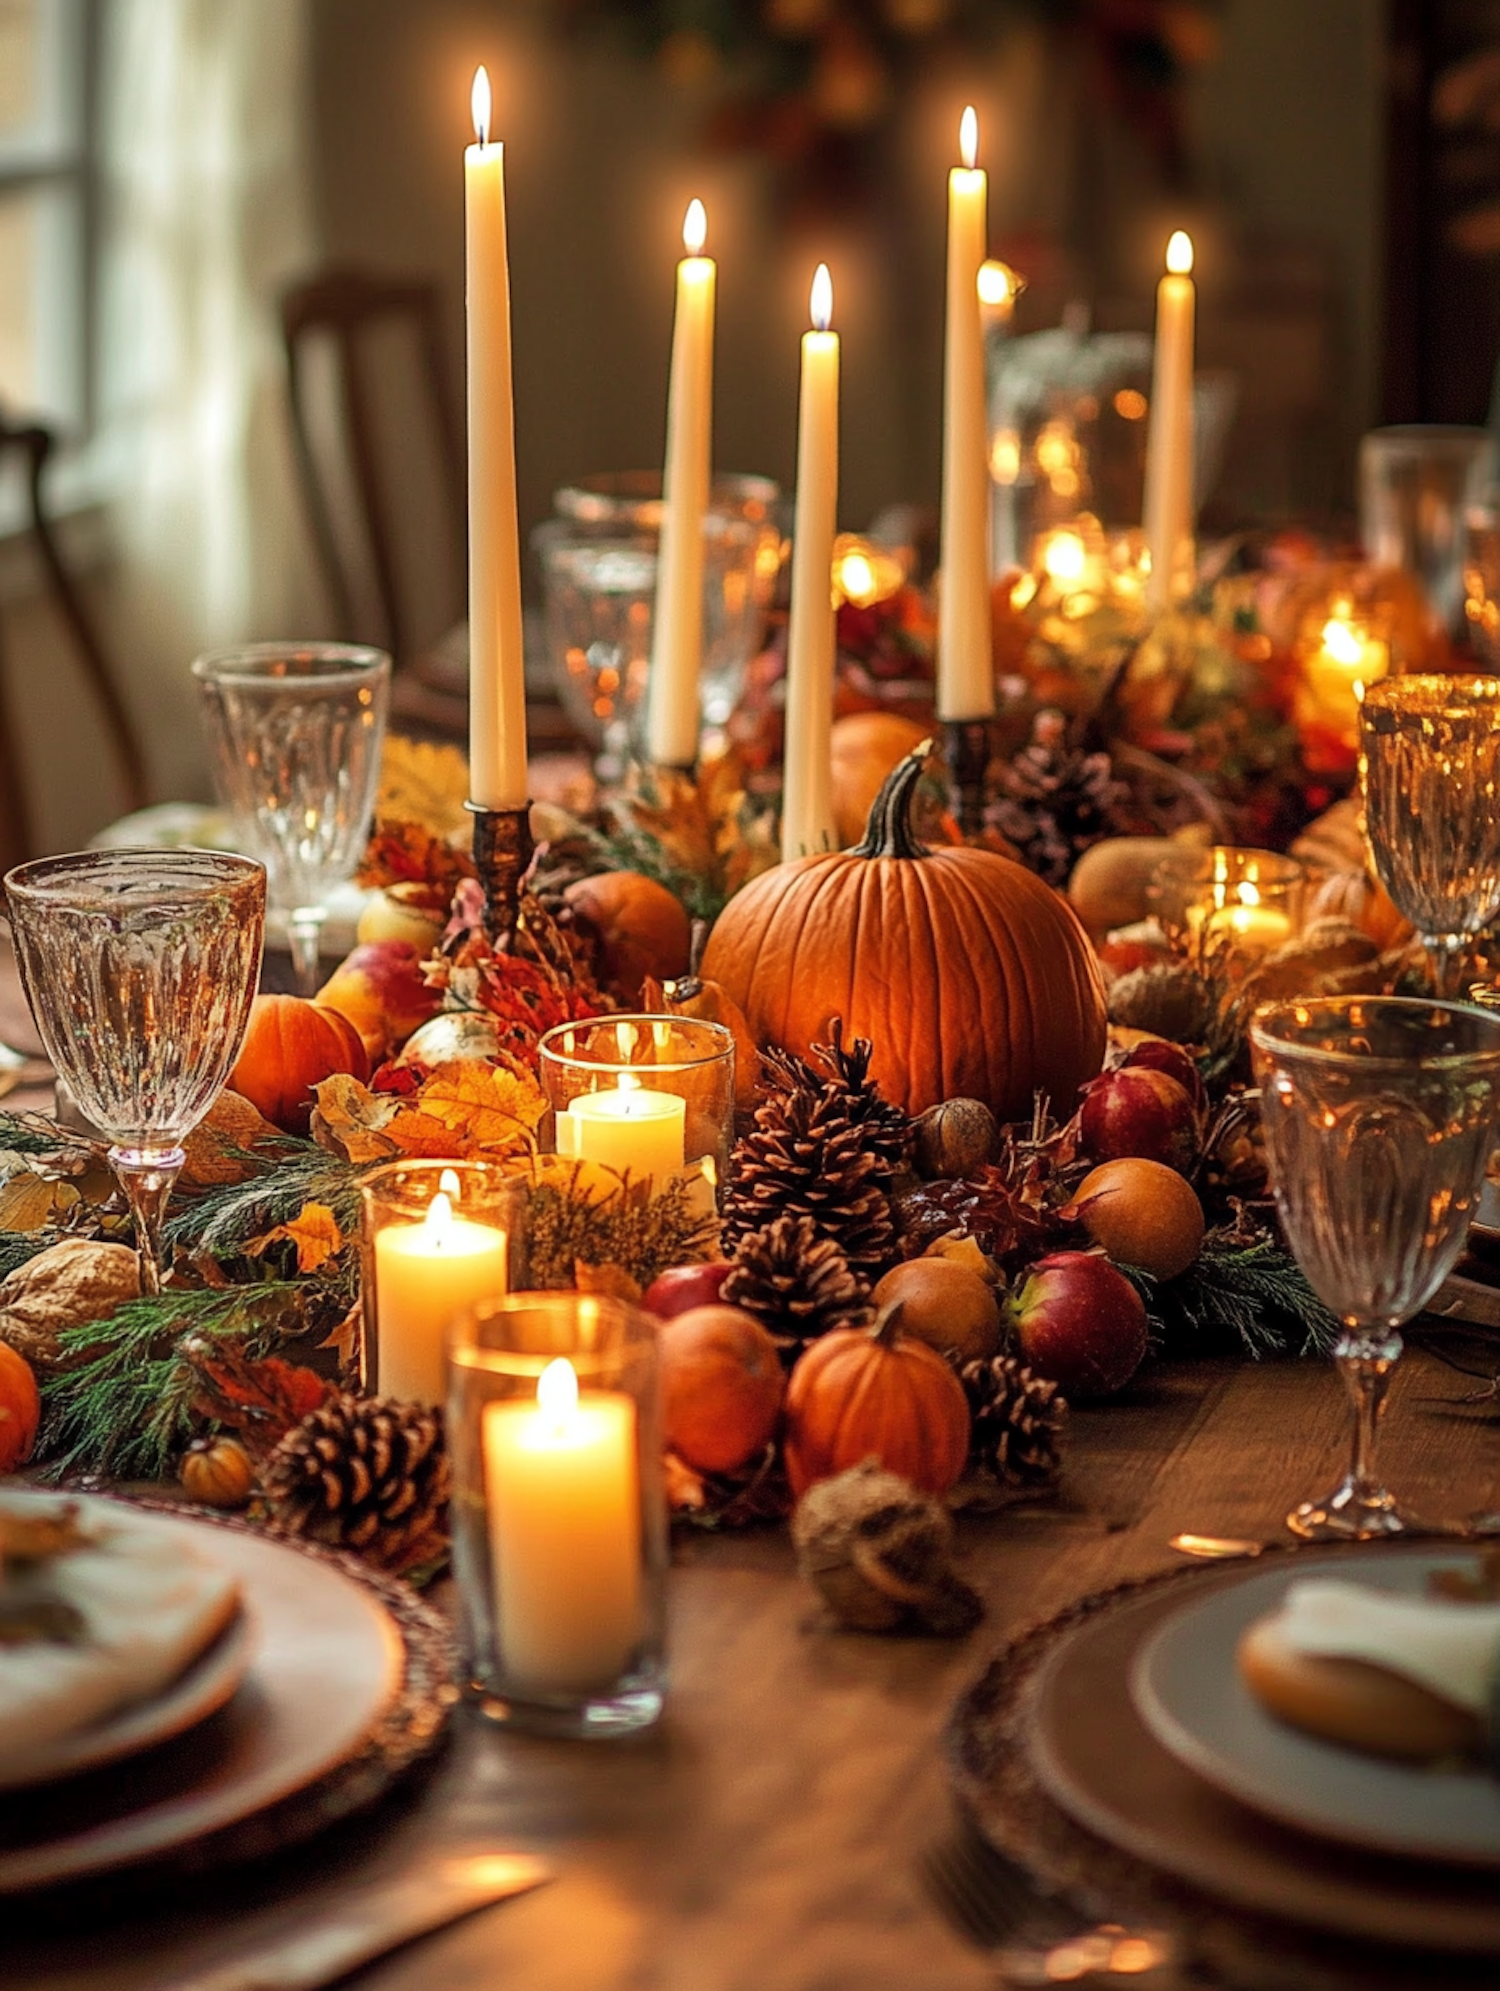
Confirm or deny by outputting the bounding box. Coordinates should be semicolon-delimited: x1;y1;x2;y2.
1121;1037;1206;1110
317;940;440;1058
643;1260;732;1320
1079;1065;1199;1174
659;1304;785;1475
1007;1251;1148;1398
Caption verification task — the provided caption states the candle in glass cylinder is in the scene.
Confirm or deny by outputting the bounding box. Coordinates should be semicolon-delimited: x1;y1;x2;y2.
557;1081;686;1190
1143;230;1196;610
782;262;840;862
646;199;716;770
484;1357;642;1693
373;1170;510;1405
464;65;528;809
937;106;994;723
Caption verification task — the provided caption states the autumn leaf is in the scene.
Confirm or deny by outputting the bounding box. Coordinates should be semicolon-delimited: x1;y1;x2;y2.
244;1200;344;1273
318;1300;363;1377
309;1073;403;1163
413;1059;546;1141
0;1159;81;1232
178;1336;331;1454
375;735;471;838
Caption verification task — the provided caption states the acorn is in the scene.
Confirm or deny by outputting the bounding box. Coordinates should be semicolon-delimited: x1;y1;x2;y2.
179;1435;255;1509
913;1098;997;1179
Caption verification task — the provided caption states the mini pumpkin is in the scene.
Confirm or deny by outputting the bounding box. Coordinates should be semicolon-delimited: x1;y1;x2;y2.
564;870;692;1001
1304;868;1412;950
783;1302;971;1499
229;994;370;1134
830;711;933;848
0;1341;40;1473
702;743;1107;1120
179;1435;256;1509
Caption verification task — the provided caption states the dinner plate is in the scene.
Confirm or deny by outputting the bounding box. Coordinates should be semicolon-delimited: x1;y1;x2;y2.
0;1502;406;1893
1131;1548;1500;1867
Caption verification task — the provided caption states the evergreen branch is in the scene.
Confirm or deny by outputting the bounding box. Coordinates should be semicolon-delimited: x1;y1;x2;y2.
0;1227;74;1280
0;1111;98;1158
1155;1226;1339;1360
165;1146;364;1258
525;1164;718;1290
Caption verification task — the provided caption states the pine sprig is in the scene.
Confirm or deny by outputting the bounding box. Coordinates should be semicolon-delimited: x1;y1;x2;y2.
0;1111;96;1158
166;1144;364;1258
0;1226;74;1280
525;1163;717;1290
1128;1224;1339;1361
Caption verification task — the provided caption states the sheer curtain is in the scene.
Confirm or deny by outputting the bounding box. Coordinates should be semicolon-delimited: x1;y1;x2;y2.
97;0;323;797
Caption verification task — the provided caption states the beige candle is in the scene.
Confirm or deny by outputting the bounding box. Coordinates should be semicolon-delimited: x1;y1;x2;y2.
464;66;528;809
937;107;994;722
1143;230;1196;610
557;1082;686;1191
781;262;840;861
646;199;716;769
373;1172;510;1406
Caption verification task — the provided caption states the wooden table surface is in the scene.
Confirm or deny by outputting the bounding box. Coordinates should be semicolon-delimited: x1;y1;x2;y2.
4;944;1500;1988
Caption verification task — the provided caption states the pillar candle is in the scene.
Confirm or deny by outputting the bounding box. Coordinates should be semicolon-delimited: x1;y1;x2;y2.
937;107;994;722
484;1358;641;1693
781;263;840;862
373;1180;510;1405
1143;230;1196;610
465;66;529;810
557;1084;686;1191
646;199;716;769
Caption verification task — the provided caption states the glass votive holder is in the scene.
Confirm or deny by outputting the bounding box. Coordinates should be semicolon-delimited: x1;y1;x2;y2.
537;1014;734;1202
359;1160;526;1406
1148;847;1304;971
449;1291;668;1737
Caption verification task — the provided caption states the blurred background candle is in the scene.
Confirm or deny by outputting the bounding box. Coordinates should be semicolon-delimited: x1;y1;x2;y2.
1143;229;1196;609
370;1166;511;1404
781;262;839;862
464;65;529;809
646;198;716;768
937;106;994;722
483;1355;641;1693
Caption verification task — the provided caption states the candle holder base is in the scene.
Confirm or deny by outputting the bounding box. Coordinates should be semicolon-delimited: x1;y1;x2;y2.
467;801;535;947
943;719;994;839
464;1673;666;1739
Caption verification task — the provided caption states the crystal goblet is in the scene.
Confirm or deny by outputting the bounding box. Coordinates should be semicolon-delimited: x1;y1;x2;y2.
1360;674;1500;997
192;641;389;994
1250;995;1500;1539
3;849;266;1292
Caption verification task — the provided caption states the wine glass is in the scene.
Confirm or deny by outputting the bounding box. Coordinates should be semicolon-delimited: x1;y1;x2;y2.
1360;674;1500;997
1250;995;1500;1539
192;642;389;994
3;849;266;1292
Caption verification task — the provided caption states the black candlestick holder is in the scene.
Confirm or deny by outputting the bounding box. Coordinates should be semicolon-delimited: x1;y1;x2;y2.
943;718;993;840
467;800;535;947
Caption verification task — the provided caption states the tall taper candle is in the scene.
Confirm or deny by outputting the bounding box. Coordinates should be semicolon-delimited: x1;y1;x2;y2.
465;66;528;809
937;106;994;723
646;199;716;769
1143;229;1196;610
781;263;840;862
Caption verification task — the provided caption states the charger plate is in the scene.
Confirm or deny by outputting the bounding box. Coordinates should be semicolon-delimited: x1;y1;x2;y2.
0;1501;456;1896
948;1547;1500;1986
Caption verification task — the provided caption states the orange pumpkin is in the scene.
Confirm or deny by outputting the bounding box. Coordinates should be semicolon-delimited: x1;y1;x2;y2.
660;1303;785;1475
784;1303;970;1499
0;1341;40;1473
229;994;370;1134
1304;868;1412;950
564;869;692;1002
830;711;933;848
702;744;1107;1120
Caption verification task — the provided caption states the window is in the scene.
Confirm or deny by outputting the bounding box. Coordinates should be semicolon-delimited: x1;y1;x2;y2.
0;0;91;435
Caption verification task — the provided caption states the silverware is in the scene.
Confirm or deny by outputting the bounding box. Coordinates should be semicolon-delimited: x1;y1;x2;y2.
154;1851;550;1991
1168;1533;1265;1560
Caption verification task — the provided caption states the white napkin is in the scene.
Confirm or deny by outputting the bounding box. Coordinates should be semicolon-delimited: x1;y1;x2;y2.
1277;1577;1500;1717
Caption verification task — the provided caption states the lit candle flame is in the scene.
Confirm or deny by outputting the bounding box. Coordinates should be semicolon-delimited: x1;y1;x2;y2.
810;262;832;333
1166;229;1193;276
439;1167;461;1198
1042;529;1087;586
1237;881;1261;909
976;259;1014;307
471;65;491;148
683;198;707;256
426;1190;454;1234
959;105;978;171
1321;617;1364;667
537;1356;578;1424
839;551;875;603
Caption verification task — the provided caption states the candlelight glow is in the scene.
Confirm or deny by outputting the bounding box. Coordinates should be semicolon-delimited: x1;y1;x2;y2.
425;1190;454;1235
439;1167;461;1198
959;105;978;170
471;65;491;147
1166;230;1193;276
1042;529;1088;587
977;259;1014;308
537;1356;579;1424
1321;617;1364;667
832;534;904;608
1237;881;1261;909
683;198;707;256
810;262;833;332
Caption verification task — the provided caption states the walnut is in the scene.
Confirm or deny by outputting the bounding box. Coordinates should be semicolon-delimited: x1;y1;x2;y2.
179;1088;281;1189
0;1239;141;1373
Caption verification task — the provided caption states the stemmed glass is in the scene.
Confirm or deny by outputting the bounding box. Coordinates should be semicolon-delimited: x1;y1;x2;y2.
1360;674;1500;997
3;849;266;1292
1250;995;1500;1539
192;642;389;995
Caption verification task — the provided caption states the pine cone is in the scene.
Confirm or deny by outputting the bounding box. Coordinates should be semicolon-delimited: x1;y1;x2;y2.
960;1354;1067;1487
262;1394;449;1574
984;709;1125;887
723;1079;898;1278
723;1214;872;1361
809;1021;913;1172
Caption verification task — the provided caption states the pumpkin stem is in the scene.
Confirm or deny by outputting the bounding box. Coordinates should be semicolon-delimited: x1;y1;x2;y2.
852;742;934;862
869;1299;906;1348
688;917;708;977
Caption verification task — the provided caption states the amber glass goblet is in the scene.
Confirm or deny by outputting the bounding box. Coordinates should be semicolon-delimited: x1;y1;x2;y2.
4;849;266;1292
1250;995;1500;1539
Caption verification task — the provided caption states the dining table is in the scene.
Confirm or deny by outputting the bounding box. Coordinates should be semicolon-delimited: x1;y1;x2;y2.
3;943;1500;1990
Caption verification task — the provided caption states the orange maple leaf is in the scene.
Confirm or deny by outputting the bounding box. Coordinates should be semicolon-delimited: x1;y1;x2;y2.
245;1200;344;1273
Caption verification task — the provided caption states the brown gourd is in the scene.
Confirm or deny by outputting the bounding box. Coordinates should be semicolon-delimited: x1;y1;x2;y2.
701;742;1107;1119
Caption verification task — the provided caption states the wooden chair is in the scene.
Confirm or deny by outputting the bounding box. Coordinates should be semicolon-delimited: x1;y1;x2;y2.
0;411;148;871
279;265;470;737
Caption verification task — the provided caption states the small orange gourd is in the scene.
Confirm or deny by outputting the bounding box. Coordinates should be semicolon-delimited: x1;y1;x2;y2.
783;1303;971;1499
0;1341;41;1473
229;994;369;1134
702;743;1107;1120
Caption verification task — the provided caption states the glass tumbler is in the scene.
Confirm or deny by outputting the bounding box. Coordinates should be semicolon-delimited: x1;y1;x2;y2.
1147;847;1303;973
1359;425;1496;639
450;1290;668;1736
192;641;390;995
